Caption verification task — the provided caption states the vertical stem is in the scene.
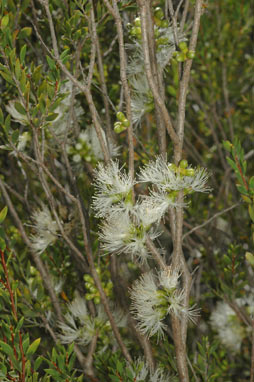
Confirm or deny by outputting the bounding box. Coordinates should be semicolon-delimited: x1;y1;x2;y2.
250;318;254;382
103;0;135;179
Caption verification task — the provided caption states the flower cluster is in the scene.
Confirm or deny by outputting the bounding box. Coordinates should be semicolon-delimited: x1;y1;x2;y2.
130;267;198;338
57;294;126;346
210;296;254;353
30;205;58;255
127;358;175;382
68;126;119;164
92;158;210;264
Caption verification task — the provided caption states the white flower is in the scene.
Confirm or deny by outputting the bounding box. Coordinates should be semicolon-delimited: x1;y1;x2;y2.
136;190;184;226
58;295;95;345
92;160;135;218
130;268;198;338
58;294;125;345
72;153;81;163
30;205;58;255
139;157;211;193
159;267;180;290
130;272;167;338
51;81;84;137
127;358;172;382
88;125;120;160
210;300;248;353
99;212;159;263
130;92;151;125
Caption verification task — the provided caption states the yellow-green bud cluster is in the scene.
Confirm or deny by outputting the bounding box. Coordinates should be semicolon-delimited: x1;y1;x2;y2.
67;136;92;163
166;160;196;198
127;9;169;48
172;41;195;62
114;111;130;133
84;269;113;304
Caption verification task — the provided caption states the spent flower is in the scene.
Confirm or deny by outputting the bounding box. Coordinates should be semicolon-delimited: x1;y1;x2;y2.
30;205;58;255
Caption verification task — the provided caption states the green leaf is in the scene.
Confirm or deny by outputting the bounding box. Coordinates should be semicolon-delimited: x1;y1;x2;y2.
246;252;254;267
45;368;61;378
46;56;56;70
5;114;11;133
34;356;43;371
223;140;233;152
0;340;14;357
1;15;9;29
226;156;238;173
0;107;4;125
20;44;27;64
19;27;32;38
249;176;254;190
26;338;41;357
14;102;26;115
0;235;6;250
248;204;254;223
0;206;8;223
46;113;58;121
0;70;14;84
60;48;70;60
15;58;21;80
11;130;19;144
16;316;24;332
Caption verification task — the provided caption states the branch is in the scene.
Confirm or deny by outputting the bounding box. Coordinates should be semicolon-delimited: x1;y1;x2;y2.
183;202;240;240
137;0;179;149
103;0;135;180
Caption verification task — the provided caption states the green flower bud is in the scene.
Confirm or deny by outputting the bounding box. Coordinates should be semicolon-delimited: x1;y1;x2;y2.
116;111;126;122
179;41;188;53
114;122;126;134
156;37;169;46
154;28;160;38
154;17;162;27
130;27;137;36
186;168;195;177
122;118;130;127
168;163;177;172
161;20;169;28
94;296;100;304
179;159;188;169
187;50;195;59
176;52;186;62
136;26;142;35
134;17;141;27
154;7;164;20
83;274;92;282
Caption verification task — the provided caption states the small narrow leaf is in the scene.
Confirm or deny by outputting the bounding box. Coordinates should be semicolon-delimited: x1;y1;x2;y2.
14;102;26;115
20;44;27;64
11;130;19;144
1;15;9;29
0;206;8;223
248;204;254;223
46;56;56;70
26;338;41;357
0;340;14;357
246;252;254;267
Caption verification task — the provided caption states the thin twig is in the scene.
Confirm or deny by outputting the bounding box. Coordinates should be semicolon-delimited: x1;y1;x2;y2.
250;317;254;382
103;0;135;180
183;202;240;240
